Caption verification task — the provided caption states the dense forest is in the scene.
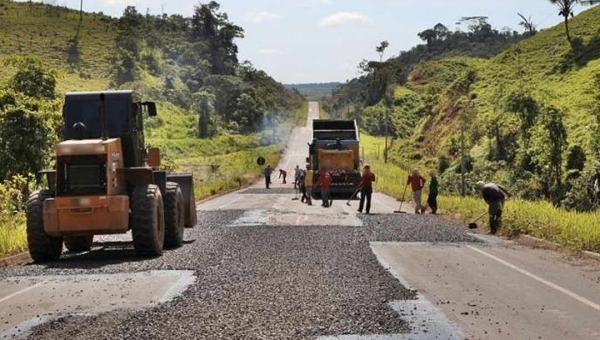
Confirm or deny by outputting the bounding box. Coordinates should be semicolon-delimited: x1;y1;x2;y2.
324;6;600;211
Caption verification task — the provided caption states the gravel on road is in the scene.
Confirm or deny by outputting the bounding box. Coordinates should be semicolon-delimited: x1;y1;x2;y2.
359;213;482;243
239;188;296;195
2;208;480;340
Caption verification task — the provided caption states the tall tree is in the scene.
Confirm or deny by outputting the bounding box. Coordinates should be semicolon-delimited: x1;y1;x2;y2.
548;0;578;42
190;2;244;75
376;41;389;62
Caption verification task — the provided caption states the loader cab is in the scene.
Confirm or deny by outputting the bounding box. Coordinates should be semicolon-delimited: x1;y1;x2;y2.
62;90;157;168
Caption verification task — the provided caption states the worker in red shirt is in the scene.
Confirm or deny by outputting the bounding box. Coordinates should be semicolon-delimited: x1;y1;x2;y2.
357;164;376;214
279;169;287;184
316;170;332;208
407;169;426;214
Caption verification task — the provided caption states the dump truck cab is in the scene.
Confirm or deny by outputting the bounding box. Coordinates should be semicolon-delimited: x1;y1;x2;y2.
26;90;197;263
308;119;361;197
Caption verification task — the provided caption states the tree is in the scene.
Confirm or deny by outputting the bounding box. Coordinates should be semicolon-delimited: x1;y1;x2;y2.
548;0;579;42
376;41;389;62
530;105;568;201
517;13;537;36
417;29;437;45
190;2;244;75
0;108;51;183
5;57;57;99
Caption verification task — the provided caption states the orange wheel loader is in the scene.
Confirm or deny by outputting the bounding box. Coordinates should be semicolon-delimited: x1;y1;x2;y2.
26;90;197;262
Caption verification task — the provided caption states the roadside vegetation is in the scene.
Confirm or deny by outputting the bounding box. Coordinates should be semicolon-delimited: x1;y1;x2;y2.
0;1;304;257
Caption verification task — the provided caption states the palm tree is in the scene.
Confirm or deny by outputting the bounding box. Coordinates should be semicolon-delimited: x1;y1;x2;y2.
549;0;578;42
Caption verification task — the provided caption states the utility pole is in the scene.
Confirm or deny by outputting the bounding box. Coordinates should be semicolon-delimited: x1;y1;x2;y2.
384;106;389;164
460;122;465;196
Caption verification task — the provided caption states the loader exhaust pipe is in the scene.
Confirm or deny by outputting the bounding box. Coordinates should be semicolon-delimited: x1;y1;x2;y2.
99;93;108;141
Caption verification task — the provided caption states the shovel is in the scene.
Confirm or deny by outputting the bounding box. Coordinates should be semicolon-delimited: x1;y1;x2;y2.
292;186;300;201
468;212;488;229
394;184;409;214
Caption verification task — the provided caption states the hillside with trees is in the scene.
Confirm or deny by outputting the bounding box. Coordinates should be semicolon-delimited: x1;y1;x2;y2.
324;4;600;211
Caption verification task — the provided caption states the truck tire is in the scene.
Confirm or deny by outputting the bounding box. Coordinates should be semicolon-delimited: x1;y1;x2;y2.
164;182;184;248
26;190;63;263
130;184;165;256
64;236;93;252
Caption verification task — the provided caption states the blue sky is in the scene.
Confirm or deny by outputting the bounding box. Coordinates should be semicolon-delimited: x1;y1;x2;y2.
21;1;581;83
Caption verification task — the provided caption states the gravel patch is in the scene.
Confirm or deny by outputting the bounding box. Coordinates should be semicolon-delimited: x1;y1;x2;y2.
358;213;482;243
6;210;414;340
240;188;296;195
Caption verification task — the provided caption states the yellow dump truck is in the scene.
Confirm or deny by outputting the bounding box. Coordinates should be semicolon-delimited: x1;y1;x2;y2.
308;119;361;197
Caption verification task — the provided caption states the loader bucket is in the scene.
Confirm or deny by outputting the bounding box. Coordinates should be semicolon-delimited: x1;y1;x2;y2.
167;173;197;228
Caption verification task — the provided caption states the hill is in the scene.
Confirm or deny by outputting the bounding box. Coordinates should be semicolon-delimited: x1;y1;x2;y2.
0;0;115;91
285;82;341;100
326;4;600;209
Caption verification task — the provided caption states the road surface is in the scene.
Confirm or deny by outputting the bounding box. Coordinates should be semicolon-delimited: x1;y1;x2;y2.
1;102;599;340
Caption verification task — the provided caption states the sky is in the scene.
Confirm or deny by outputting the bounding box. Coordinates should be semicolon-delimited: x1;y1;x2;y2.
19;1;581;83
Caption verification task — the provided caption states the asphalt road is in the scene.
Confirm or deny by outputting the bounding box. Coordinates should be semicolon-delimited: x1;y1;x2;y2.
1;102;599;340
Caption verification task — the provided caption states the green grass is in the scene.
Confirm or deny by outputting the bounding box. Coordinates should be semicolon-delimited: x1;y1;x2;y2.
177;145;282;199
0;176;28;257
0;215;26;257
439;196;600;253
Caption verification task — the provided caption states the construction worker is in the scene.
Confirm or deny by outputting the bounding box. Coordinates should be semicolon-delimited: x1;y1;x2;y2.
477;181;511;235
294;165;301;189
304;165;314;206
279;169;287;184
316;170;332;208
407;169;426;214
357;164;376;214
299;169;307;203
427;170;439;214
264;165;273;189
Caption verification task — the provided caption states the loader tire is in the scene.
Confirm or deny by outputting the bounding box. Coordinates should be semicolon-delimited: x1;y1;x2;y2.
131;184;165;256
64;236;93;252
26;190;63;263
164;182;184;248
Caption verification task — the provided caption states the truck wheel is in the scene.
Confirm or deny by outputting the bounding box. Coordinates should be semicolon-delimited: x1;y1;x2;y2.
164;182;184;248
131;184;165;256
26;190;63;263
64;236;93;252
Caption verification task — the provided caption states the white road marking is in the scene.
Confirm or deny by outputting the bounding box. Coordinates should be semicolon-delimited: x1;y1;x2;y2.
0;282;43;304
468;245;600;313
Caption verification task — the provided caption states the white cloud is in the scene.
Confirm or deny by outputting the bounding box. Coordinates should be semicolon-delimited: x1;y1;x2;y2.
245;11;282;23
320;12;370;27
259;49;283;55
